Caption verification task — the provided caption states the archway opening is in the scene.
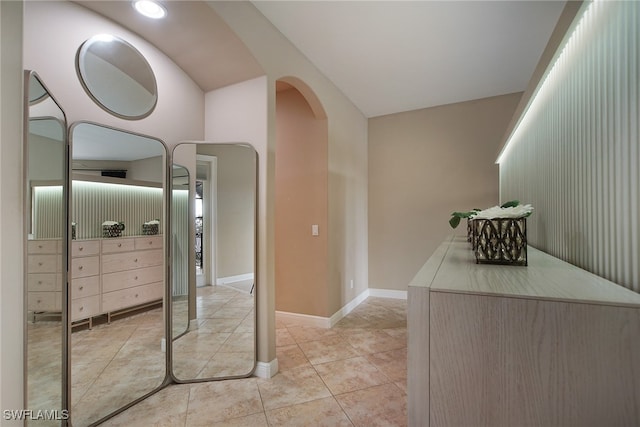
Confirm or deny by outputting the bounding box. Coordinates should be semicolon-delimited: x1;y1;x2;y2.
275;77;329;318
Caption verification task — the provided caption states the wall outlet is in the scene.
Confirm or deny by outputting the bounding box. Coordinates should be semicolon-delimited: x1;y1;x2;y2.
350;279;354;289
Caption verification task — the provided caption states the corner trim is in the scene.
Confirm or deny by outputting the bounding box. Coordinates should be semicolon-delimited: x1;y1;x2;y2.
253;358;278;379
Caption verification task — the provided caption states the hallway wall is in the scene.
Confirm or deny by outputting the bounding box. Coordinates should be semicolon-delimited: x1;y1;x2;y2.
275;86;329;317
368;92;522;291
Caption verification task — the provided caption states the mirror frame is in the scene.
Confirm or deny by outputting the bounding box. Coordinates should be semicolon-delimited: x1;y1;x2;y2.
75;34;158;120
68;121;171;426
168;142;258;383
23;70;70;425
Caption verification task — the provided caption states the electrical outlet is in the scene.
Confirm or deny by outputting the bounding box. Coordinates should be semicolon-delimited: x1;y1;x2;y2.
350;279;354;289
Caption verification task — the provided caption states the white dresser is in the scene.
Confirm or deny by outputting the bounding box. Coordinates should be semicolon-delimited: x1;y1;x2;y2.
27;239;63;318
70;235;164;327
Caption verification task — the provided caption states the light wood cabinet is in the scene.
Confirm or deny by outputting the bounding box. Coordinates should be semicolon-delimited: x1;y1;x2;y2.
408;236;640;427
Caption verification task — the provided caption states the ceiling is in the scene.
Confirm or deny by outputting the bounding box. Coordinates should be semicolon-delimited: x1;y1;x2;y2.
73;0;566;118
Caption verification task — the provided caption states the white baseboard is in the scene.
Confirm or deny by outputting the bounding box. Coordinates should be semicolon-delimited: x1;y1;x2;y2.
328;288;370;327
216;273;254;285
276;310;331;328
253;358;278;379
275;288;406;329
368;288;408;300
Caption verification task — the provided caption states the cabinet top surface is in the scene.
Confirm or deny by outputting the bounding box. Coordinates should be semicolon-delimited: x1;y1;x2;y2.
410;235;640;308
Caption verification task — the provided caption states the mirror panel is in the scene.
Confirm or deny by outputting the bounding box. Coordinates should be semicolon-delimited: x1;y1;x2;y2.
69;122;166;426
24;71;68;426
171;164;191;340
171;143;256;381
76;35;157;119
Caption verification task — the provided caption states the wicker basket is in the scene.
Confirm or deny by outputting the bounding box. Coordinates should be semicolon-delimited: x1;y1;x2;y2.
471;217;527;266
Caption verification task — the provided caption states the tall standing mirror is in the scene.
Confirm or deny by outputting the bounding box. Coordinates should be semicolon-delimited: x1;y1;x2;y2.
170;143;256;381
24;71;68;426
69;122;167;426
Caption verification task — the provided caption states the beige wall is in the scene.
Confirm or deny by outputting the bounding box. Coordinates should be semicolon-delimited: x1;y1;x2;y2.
368;93;522;291
210;1;369;361
275;87;329;317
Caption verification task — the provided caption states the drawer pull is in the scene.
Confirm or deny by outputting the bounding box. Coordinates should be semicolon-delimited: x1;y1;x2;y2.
134;276;138;280
79;246;84;251
38;245;43;249
79;286;84;291
79;306;83;311
118;243;122;247
38;262;43;266
148;241;152;245
38;280;43;285
78;266;83;270
37;299;41;304
135;293;139;298
134;259;138;263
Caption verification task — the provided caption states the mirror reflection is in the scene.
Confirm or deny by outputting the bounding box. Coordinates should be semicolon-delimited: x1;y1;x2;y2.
171;143;256;381
24;71;67;426
76;34;157;119
69;122;166;426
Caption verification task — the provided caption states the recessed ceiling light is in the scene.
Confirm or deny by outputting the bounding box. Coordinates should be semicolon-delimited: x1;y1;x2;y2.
133;0;166;19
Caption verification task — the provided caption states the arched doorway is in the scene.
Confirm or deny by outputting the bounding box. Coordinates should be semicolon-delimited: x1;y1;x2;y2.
275;77;329;318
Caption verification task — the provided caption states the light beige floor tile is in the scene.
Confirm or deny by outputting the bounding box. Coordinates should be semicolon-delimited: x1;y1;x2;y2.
314;356;390;395
286;325;340;343
100;383;190;427
366;347;407;382
209;411;269;426
298;335;360;365
276;344;311;371
257;365;332;411
338;329;405;354
276;327;296;347
266;397;354;426
197;351;255;378
336;383;407;427
185;379;263;426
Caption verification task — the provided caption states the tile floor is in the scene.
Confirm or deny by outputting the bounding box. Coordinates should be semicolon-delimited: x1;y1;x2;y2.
102;296;407;426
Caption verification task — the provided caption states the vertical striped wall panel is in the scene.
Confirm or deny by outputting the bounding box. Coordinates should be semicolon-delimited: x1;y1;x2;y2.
171;189;190;296
32;186;64;239
499;0;639;292
70;180;163;240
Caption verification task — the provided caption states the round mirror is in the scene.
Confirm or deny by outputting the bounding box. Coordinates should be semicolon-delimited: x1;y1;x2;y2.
76;34;158;119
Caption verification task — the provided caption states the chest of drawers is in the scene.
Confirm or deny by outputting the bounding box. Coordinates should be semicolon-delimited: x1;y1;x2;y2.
27;239;62;315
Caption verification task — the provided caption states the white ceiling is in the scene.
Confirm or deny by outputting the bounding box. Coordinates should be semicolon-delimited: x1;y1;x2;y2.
253;1;566;117
73;0;566;118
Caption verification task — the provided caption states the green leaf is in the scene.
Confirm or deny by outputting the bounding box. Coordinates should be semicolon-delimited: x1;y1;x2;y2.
449;215;461;229
500;200;519;208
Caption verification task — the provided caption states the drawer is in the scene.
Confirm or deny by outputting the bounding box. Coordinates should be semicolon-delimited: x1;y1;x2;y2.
27;273;59;292
72;240;100;257
27;240;59;254
28;254;61;274
102;265;164;293
101;249;163;274
135;235;163;251
71;295;100;321
101;238;135;254
102;282;163;313
70;276;100;299
71;256;99;279
28;291;61;312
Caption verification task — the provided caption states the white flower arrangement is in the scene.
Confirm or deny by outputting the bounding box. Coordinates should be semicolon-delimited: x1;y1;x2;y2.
449;200;533;228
